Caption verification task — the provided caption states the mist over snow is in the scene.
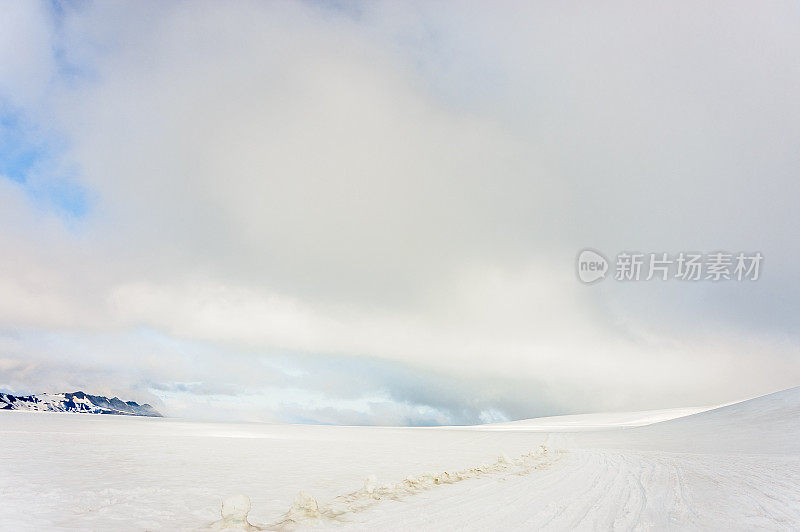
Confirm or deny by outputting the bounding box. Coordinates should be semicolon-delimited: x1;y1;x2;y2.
1;0;800;424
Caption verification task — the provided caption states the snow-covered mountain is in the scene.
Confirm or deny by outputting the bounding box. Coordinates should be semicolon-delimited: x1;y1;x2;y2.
0;391;162;417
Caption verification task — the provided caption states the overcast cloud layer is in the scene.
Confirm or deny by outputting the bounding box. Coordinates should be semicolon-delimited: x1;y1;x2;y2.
1;0;799;424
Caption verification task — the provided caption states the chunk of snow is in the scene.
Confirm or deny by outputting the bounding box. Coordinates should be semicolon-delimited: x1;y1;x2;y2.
287;490;319;520
210;494;257;530
363;474;377;494
221;495;250;521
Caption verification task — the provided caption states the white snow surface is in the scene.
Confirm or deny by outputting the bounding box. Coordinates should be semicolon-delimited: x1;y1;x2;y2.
1;387;799;530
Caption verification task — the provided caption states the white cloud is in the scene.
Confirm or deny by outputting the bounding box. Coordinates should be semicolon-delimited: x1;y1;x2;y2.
1;1;799;423
0;1;54;107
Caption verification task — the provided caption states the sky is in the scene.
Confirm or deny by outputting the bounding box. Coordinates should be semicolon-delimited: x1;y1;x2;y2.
1;0;799;425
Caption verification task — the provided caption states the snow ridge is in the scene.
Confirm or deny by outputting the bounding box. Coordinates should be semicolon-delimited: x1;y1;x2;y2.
210;445;558;530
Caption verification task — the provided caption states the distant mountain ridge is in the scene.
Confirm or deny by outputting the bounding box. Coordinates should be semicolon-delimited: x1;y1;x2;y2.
0;391;162;417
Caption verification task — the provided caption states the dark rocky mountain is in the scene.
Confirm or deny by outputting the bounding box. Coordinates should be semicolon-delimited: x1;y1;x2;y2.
0;391;162;417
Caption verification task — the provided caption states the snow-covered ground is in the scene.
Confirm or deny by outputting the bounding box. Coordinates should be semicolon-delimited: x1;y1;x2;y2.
1;387;799;530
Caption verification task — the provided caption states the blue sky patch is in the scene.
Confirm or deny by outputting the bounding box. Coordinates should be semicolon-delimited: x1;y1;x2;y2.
0;106;89;219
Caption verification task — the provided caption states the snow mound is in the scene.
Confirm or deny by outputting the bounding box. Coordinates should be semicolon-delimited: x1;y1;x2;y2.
222;495;251;522
210;494;259;530
286;490;320;520
363;474;377;494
